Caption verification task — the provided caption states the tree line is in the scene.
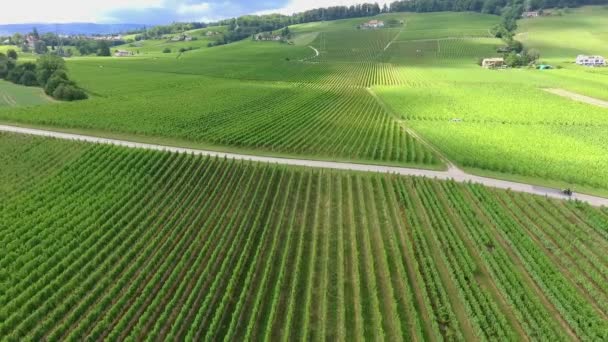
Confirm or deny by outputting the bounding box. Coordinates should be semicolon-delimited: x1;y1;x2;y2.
207;0;607;46
0;51;87;101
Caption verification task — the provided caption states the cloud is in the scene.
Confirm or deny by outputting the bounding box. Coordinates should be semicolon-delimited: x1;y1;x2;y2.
0;0;391;25
103;0;288;24
0;0;163;24
177;2;210;15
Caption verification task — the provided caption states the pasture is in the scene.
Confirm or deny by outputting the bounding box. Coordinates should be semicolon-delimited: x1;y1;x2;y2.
1;132;607;340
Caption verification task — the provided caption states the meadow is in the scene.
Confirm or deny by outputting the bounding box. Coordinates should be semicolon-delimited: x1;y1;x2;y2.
0;80;53;107
517;6;608;59
1;132;607;340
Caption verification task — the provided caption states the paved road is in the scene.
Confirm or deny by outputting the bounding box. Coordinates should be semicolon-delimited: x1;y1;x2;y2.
2;124;607;207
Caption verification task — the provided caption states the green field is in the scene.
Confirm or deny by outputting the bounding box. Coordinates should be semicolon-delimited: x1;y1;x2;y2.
0;8;607;189
0;80;53;107
1;132;607;340
517;6;608;59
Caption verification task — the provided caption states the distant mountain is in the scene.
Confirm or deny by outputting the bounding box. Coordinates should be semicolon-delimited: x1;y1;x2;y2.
0;23;145;36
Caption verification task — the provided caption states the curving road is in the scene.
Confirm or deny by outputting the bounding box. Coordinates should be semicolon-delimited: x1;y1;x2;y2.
2;124;607;207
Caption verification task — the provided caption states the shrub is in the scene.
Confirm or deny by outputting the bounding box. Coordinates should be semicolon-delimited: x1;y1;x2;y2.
19;70;39;86
7;68;24;84
53;83;88;101
44;71;71;95
6;49;18;60
36;54;66;86
0;57;15;79
163;48;171;53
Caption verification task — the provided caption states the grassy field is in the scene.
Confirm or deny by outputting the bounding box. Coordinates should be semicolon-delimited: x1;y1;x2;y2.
0;80;53;107
517;6;608;59
1;132;607;340
0;8;606;189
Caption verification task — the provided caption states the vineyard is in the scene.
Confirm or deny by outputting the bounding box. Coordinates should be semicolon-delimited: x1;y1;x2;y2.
0;9;607;190
0;79;438;167
1;133;607;340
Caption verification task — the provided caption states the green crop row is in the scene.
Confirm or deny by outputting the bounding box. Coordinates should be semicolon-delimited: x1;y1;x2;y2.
1;133;607;340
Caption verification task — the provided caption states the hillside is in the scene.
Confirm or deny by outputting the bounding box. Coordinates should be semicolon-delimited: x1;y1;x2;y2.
1;9;607;193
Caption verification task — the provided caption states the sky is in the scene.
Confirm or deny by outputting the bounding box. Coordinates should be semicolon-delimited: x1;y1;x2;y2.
0;0;392;25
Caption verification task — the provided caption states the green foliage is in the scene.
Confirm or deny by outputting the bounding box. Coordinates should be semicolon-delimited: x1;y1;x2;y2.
6;49;17;60
97;41;111;56
52;83;87;101
19;70;38;86
36;54;66;86
0;133;606;340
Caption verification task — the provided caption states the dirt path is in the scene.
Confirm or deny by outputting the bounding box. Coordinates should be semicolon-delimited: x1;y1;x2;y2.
544;88;608;108
309;46;319;57
1;124;608;207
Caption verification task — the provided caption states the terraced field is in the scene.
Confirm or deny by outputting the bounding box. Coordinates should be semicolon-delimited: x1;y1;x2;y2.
1;133;607;340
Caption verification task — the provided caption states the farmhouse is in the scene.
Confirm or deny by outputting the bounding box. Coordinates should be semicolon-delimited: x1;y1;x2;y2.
254;33;282;41
522;11;540;18
114;50;131;57
360;20;385;29
576;55;605;67
25;35;38;49
482;57;505;69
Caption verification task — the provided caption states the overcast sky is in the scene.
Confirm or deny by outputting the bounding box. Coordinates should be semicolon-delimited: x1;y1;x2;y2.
0;0;392;25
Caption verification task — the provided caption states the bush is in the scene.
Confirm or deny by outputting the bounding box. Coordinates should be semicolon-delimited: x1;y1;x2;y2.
0;57;15;79
53;83;88;101
7;68;24;84
44;71;70;95
6;49;18;60
162;48;171;53
19;70;39;86
36;54;66;86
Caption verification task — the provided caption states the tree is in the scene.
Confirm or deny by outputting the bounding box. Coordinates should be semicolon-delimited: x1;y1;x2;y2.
11;33;24;45
6;49;18;60
36;54;66;86
53;83;87;101
0;55;16;78
44;71;70;95
34;41;48;55
97;41;111;56
19;70;39;86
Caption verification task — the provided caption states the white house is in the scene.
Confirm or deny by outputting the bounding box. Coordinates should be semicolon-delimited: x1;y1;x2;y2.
361;20;385;29
114;50;131;57
576;55;606;67
522;11;540;18
482;57;505;69
254;33;282;41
